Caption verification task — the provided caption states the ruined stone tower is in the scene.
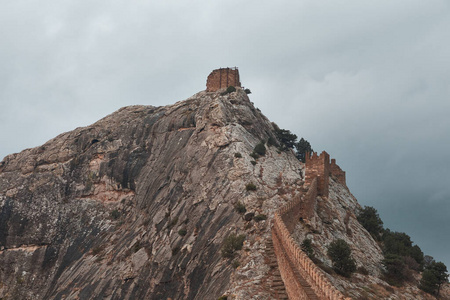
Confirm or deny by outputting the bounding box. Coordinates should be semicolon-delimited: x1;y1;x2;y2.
206;67;241;92
304;151;347;198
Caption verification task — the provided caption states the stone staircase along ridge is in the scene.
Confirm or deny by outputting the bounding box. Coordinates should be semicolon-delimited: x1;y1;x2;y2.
271;151;351;300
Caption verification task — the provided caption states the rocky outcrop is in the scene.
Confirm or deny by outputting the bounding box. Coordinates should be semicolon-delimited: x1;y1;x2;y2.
1;83;447;300
0;88;306;299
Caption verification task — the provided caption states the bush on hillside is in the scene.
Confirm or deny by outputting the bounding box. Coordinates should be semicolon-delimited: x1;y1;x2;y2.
221;234;246;258
327;239;356;277
357;206;383;240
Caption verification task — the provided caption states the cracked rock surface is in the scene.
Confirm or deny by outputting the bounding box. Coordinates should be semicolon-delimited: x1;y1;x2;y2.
0;89;303;299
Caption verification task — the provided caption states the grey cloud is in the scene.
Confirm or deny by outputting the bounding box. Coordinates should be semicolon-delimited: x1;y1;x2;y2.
1;0;449;267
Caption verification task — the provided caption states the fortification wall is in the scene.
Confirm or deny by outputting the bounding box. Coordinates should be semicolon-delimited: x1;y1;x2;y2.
330;159;346;185
272;178;348;299
206;68;241;92
305;151;330;197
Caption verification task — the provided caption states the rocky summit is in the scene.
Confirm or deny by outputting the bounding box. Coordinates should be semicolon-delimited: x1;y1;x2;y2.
0;72;448;299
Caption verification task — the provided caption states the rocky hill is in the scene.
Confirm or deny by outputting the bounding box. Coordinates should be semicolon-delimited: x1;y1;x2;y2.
0;80;448;299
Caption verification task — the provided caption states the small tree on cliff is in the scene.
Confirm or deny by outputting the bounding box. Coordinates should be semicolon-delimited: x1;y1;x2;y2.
272;123;297;150
357;206;384;240
327;239;356;277
419;261;449;296
295;138;313;162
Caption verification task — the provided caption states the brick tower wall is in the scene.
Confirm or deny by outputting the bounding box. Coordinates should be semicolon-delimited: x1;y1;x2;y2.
330;159;346;186
206;68;241;92
305;151;330;197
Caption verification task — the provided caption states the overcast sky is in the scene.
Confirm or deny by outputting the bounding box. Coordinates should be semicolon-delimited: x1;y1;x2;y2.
1;1;449;269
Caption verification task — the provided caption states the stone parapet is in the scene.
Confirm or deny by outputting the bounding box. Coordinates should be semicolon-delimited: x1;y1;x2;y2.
272;177;349;300
330;159;346;186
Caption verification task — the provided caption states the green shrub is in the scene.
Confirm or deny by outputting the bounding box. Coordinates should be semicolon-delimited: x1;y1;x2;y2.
244;88;251;94
234;152;242;158
245;183;257;191
327;239;356;277
250;160;257;166
110;209;120;220
249;152;259;160
301;238;315;258
253;142;266;156
357;206;383;240
234;202;246;214
133;240;142;253
295;138;313;162
221;234;246;258
267;136;277;147
272;123;297;151
221;86;236;95
254;214;267;222
419;261;448;296
217;296;228;300
226;86;236;93
382;254;408;286
172;246;180;256
382;230;424;267
178;229;187;236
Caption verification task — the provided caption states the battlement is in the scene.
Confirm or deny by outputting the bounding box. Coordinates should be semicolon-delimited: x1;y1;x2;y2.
330;158;346;185
305;151;346;197
305;151;330;197
206;67;241;92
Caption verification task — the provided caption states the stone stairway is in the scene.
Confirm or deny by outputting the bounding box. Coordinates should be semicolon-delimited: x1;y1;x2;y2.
266;238;319;300
263;239;289;300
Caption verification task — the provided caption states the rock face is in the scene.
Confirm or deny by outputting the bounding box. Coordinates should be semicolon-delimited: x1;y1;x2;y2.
0;86;447;300
0;88;304;299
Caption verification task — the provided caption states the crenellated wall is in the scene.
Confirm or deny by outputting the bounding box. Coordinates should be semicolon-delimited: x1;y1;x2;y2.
305;151;347;197
206;67;241;92
305;151;330;197
330;159;346;185
271;152;350;299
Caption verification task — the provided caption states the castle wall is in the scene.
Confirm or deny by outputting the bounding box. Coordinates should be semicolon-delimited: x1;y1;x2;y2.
206;68;241;92
270;151;350;299
330;159;346;185
272;178;349;300
305;151;330;197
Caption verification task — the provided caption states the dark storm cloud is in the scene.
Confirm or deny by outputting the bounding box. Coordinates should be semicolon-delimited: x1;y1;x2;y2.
1;1;449;267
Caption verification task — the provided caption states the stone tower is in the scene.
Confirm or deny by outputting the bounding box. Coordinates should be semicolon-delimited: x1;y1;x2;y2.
206;67;241;92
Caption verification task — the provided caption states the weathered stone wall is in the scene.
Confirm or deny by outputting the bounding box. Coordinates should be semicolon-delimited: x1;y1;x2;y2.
271;152;351;299
305;151;330;197
330;159;346;186
272;179;349;299
305;151;346;196
206;68;241;92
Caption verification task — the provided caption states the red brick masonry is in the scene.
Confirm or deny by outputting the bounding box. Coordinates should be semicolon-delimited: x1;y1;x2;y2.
271;152;350;300
206;68;241;92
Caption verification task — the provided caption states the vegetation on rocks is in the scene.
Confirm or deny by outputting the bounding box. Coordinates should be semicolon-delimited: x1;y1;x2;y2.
253;142;266;156
419;260;448;296
327;239;356;277
357;206;383;240
301;238;315;259
221;86;236;95
295;138;313;162
234;202;246;214
254;214;267;222
245;183;257;191
221;234;246;259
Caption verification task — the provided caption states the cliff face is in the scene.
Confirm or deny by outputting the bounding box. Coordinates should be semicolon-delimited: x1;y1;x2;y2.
0;89;304;299
0;87;446;300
